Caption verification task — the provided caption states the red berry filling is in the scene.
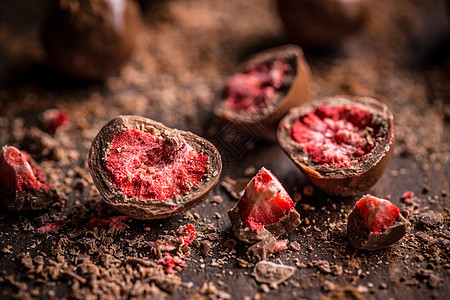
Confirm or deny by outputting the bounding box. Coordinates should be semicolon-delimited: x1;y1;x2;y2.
290;105;376;167
0;145;50;191
355;194;400;233
238;167;295;230
105;129;208;201
225;59;289;113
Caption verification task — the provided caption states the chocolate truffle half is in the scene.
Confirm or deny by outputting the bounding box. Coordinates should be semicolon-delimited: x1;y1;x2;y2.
88;115;222;219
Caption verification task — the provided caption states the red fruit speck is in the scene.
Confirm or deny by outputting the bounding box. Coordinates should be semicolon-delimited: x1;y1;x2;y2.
274;239;289;253
176;224;196;245
238;167;295;230
355;194;400;233
158;253;186;274
0;145;49;191
401;191;414;204
36;221;62;234
40;109;69;134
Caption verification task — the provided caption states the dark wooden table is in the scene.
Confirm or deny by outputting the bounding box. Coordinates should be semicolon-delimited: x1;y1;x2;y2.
0;0;449;299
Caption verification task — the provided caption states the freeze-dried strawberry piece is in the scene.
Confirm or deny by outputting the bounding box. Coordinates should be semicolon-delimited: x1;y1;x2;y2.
0;145;58;210
36;221;62;234
39;109;69;134
176;224;196;245
355;195;400;233
158;253;186;274
228;167;300;243
273;239;289;253
347;194;410;250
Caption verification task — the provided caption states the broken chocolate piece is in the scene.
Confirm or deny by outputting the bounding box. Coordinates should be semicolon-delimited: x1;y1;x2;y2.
347;194;410;250
0;145;59;210
278;96;394;196
88;115;222;219
418;212;444;229
227;167;300;243
253;261;296;284
247;236;277;261
215;45;311;140
221;176;249;200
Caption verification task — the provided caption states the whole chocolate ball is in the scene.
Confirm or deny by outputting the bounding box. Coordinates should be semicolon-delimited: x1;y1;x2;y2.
42;0;140;80
276;0;368;49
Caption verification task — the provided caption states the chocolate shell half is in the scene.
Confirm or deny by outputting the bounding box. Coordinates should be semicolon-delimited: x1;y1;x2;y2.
215;45;311;141
277;96;394;196
89;115;222;219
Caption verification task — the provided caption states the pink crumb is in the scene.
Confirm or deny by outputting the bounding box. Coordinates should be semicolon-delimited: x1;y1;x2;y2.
176;224;196;245
40;109;69;134
36;222;62;234
158;253;186;274
401;191;414;204
274;239;289;253
148;242;176;252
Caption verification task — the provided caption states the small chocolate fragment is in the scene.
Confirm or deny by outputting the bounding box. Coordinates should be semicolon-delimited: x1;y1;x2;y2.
247;237;277;262
253;261;296;284
199;241;211;256
418;212;444;229
221;176;248;200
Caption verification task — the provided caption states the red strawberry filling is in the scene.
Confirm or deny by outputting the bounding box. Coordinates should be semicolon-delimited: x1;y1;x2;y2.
105;129;208;201
237;167;295;230
225;59;289;113
355;194;400;233
290;105;376;168
0;145;50;191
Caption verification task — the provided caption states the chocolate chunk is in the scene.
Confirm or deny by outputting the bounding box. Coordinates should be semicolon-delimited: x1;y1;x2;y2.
247;236;277;261
199;241;211;256
253;261;296;285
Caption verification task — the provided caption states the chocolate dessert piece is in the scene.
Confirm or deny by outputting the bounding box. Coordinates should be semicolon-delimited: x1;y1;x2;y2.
42;0;141;80
278;96;394;196
347;194;410;250
227;167;300;243
89;115;222;219
215;45;311;140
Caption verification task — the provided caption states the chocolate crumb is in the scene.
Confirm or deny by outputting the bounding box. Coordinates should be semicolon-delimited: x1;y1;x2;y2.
199;241;211;256
247;237;277;262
